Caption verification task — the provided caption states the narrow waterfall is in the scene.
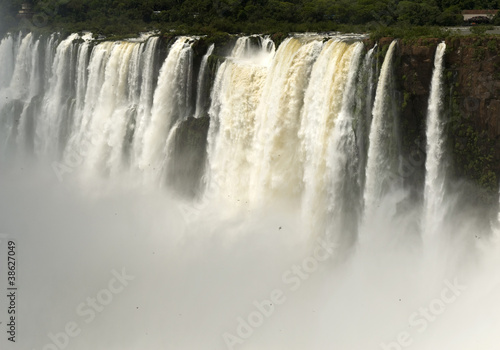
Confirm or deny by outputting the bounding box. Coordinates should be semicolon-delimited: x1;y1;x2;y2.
423;42;447;235
324;42;364;241
363;40;399;217
194;43;214;119
355;45;376;193
129;36;160;167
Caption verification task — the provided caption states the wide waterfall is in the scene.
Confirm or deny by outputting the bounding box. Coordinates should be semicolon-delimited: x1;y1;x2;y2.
1;32;500;350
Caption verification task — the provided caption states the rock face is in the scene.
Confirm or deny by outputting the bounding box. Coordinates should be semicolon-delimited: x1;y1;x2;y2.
377;37;500;201
445;37;500;135
444;37;500;199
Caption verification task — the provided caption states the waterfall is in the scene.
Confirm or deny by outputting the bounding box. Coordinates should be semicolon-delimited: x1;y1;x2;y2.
206;36;275;201
0;33;176;184
71;34;92;134
36;33;80;158
3;31;500;350
355;45;376;193
15;37;41;152
65;40;114;173
363;40;399;217
0;33;37;153
194;43;214;119
140;37;194;185
0;35;14;90
248;37;322;203
324;42;364;240
131;36;160;167
423;42;447;235
299;39;360;228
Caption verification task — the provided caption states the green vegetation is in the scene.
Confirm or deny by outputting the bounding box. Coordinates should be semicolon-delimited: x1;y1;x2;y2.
1;0;499;37
470;24;493;34
370;24;451;41
0;0;21;35
447;87;498;203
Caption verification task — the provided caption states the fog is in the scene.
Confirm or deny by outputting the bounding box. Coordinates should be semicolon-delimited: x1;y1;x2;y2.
0;157;499;350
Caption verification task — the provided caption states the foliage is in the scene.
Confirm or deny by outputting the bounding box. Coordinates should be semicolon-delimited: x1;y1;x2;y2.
470;24;493;35
0;0;499;37
370;24;451;41
447;88;498;202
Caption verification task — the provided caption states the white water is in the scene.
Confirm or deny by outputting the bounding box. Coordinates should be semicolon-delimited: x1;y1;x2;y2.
295;39;359;235
324;42;364;242
363;40;399;218
423;42;447;237
1;33;500;350
194;43;214;119
249;37;322;204
0;35;15;91
355;45;376;192
140;37;194;185
207;36;275;202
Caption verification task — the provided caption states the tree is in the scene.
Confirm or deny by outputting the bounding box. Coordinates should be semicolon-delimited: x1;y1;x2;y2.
397;0;441;25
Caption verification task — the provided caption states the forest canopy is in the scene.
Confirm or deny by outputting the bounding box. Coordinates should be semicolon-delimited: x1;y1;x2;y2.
1;0;499;36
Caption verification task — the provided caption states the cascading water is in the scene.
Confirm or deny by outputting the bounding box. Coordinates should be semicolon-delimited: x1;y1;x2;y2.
0;33;38;152
194;43;214;119
36;33;80;158
324;42;364;242
1;32;500;350
0;35;14;90
140;37;194;185
206;36;275;202
355;44;376;193
423;42;447;236
248;36;322;204
363;40;399;218
299;39;357;225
